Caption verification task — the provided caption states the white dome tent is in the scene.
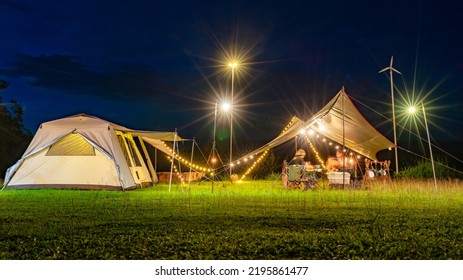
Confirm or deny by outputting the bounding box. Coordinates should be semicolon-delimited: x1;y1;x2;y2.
3;113;179;190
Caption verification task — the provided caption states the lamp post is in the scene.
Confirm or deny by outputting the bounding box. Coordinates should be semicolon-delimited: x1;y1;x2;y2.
211;102;219;164
408;104;437;191
211;102;218;191
228;62;237;180
209;101;231;191
379;56;401;174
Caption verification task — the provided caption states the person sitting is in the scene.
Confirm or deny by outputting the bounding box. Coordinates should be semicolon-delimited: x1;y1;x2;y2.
326;154;339;172
304;161;315;171
326;150;352;172
288;149;316;190
335;150;352;171
289;149;306;168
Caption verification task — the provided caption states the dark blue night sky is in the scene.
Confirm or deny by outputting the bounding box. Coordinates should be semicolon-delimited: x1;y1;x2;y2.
1;0;462;155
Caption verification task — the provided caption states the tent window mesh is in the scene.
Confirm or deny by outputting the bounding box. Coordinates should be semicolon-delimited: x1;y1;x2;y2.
46;133;95;156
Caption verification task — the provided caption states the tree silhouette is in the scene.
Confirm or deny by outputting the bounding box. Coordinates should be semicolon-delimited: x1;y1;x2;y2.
0;82;31;180
0;80;8;90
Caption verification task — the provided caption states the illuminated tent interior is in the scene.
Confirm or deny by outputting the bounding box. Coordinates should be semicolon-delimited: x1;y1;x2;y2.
236;88;394;164
4;114;180;190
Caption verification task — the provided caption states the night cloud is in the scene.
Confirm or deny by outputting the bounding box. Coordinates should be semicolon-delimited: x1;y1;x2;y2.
1;0;462;145
1;0;33;15
0;53;177;101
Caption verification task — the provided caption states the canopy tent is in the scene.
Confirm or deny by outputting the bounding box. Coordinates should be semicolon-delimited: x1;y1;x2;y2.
235;88;394;162
305;88;395;160
4;113;180;190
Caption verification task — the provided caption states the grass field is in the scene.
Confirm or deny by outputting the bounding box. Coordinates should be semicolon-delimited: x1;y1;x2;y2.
1;179;463;260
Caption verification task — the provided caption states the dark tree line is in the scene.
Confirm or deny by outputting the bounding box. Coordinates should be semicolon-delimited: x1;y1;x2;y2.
0;82;32;180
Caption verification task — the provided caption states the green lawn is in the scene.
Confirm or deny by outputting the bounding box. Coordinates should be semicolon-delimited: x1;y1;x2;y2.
1;179;463;259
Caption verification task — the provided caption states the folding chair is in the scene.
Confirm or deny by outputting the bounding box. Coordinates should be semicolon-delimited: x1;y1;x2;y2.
288;165;303;181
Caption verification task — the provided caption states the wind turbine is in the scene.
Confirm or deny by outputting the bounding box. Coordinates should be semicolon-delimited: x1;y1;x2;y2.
379;56;401;174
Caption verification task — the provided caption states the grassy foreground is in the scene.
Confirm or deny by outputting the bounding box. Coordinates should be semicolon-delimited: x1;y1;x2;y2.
1;179;463;260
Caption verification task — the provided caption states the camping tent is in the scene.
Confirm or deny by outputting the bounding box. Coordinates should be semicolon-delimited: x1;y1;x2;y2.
3;114;180;190
235;88;394;162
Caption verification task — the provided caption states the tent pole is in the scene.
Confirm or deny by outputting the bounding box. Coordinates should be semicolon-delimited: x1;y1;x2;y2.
188;138;195;190
154;148;157;172
138;136;157;184
168;129;177;192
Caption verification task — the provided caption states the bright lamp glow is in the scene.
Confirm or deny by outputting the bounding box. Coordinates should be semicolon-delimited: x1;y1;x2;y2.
299;129;306;135
408;106;417;114
221;102;231;112
229;62;238;68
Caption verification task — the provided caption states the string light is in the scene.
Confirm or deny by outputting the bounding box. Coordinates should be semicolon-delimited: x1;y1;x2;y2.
332;144;362;165
233;117;297;180
230;114;371;181
304;135;326;169
167;156;185;185
281;116;298;134
161;141;211;172
240;150;269;180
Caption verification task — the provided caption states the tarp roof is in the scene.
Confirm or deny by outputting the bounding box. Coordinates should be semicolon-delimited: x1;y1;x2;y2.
237;88;394;161
68;113;181;141
306;88;394;160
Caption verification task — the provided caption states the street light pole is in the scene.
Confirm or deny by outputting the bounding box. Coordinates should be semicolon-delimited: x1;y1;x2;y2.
211;102;218;191
408;104;437;191
379;56;401;174
212;102;218;165
229;62;236;180
421;104;437;191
